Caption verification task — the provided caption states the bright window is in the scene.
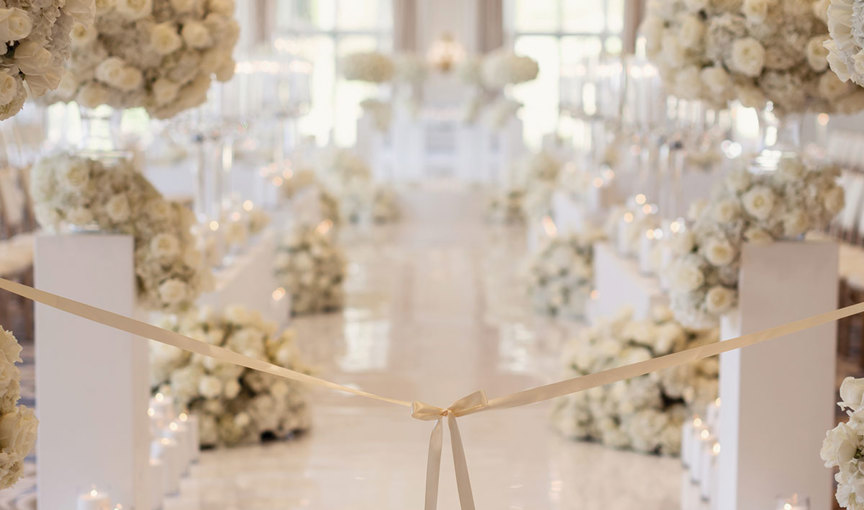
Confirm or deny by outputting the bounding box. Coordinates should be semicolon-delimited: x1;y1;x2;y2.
275;0;392;146
505;0;624;149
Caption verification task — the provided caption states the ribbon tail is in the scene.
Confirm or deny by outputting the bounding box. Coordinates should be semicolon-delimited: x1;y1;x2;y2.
448;414;476;510
424;417;444;510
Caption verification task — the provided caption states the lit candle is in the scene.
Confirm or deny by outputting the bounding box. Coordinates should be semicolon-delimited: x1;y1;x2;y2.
775;494;810;510
691;427;712;484
699;441;720;501
179;412;200;463
77;488;112;510
706;398;721;431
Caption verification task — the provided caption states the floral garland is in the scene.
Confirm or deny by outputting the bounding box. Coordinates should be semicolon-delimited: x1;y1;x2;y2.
642;0;864;115
150;305;310;447
552;306;718;455
527;233;597;318
481;50;539;90
46;0;239;119
274;225;346;317
0;0;92;120
30;153;211;312
825;0;864;87
0;328;37;489
666;157;844;328
341;51;394;83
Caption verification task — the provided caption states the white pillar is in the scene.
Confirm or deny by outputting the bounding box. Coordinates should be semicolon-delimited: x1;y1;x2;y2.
35;234;151;510
717;241;837;510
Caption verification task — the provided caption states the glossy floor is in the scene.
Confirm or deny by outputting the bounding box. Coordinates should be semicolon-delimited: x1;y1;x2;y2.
165;185;701;510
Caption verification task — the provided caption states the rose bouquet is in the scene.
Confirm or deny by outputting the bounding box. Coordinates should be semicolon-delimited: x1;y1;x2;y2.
825;0;864;87
0;327;37;489
527;233;597;318
0;0;92;120
274;225;346;317
481;49;539;90
822;376;864;509
46;0;239;119
150;305;310;448
642;0;864;115
30;153;211;312
552;306;719;456
341;51;394;83
666;158;844;328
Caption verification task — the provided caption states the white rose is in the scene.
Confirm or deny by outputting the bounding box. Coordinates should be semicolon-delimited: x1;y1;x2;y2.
725;167;751;193
62;161;90;191
95;0;117;14
0;408;37;461
744;227;773;243
150;23;182;55
95;57;127;87
116;0;152;20
826;42;851;82
674;66;703;100
66;207;94;225
198;376;222;399
670;259;705;293
158;279;187;306
735;83;767;109
730;38;765;78
70;22;98;48
840;377;864;411
782;210;809;238
712;199;741;223
13;41;60;96
705;286;735;314
150;233;180;259
678;14;704;49
200;49;228;73
106;195;131;223
819;71;853;101
224;305;249;325
669;231;695;255
702;237;736;267
152;78;180;106
741;0;770;22
181;21;212;49
742;186;774;220
806;36;830;72
208;0;234;15
820;421;859;467
64;0;95;24
117;67;143;91
777;158;805;181
824;186;845;216
700;66;732;97
77;83;110;108
0;8;33;42
170;0;198;12
234;412;251;429
0;71;17;106
223;379;241;399
661;33;686;67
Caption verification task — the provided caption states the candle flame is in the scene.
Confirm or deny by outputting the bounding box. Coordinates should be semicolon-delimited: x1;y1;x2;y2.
272;287;287;302
242;200;254;212
316;220;333;236
712;442;721;455
542;216;558;238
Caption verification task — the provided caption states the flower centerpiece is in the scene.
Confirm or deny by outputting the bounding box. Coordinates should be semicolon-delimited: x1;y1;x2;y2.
150;306;310;447
527;232;599;318
0;328;37;489
520;151;563;221
481;49;539;90
0;0;92;120
341;51;394;83
666;158;844;328
46;0;240;119
274;224;346;317
552;306;719;455
30;153;212;312
642;0;864;115
825;0;864;87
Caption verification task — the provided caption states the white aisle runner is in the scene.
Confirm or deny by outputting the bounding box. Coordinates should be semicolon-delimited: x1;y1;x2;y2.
166;185;689;510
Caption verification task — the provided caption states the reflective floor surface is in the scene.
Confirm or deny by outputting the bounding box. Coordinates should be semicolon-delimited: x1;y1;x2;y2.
164;184;700;510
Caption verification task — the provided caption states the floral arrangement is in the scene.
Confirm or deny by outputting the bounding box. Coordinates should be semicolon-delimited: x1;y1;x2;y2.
150;305;310;447
527;233;597;318
485;187;525;224
825;0;864;87
0;0;92;120
0;328;37;489
341;51;394;83
339;184;400;225
552;306;719;456
520;151;563;220
46;0;240;119
223;206;270;249
274;225;346;317
666;157;844;328
30;153;211;312
821;376;864;508
481;49;539;90
642;0;864;115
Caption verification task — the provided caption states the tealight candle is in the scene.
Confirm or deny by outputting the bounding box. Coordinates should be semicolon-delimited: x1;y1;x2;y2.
775;494;810;510
77;488;112;510
686;416;704;474
699;441;720;501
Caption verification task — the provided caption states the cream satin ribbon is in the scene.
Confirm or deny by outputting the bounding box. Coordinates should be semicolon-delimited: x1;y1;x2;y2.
2;276;864;510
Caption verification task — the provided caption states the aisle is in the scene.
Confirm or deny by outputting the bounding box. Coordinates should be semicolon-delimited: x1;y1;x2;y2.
168;186;690;510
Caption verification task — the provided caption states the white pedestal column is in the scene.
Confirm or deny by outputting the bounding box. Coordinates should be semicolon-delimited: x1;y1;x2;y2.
35;234;151;510
717;241;837;510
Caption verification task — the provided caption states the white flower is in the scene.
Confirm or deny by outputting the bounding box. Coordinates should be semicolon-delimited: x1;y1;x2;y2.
820;421;859;468
819;71;853;101
678;14;705;49
725;167;751;193
150;23;182;55
116;0;152;20
712;199;741;223
0;407;37;482
106;195;131;223
95;57;128;88
181;21;212;49
840;377;864;411
170;0;197;12
742;0;771;22
70;22;97;48
735;83;767;109
744;227;773;243
62;161;90;191
700;66;732;97
77;83;110;108
729;38;765;78
702;237;736;267
209;0;235;15
669;231;695;256
782;210;809;238
670;259;704;293
807;36;830;72
117;67;143;91
742;186;774;220
0;8;33;42
150;233;180;260
705;286;734;314
14;41;60;97
824;186;845;215
223;379;240;399
95;0;117;14
158;279;187;306
0;71;18;106
198;376;222;399
152;78;180;106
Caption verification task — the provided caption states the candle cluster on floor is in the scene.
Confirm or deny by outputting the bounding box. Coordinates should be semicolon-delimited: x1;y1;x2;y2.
148;393;200;509
680;398;721;506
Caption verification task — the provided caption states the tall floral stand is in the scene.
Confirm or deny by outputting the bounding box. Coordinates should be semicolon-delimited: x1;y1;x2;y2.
717;241;837;510
35;234;151;510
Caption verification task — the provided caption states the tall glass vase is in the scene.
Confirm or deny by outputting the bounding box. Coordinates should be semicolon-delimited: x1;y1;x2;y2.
750;105;803;174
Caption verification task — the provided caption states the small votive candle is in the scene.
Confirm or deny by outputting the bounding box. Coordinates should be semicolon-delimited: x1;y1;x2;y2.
179;413;200;463
691;427;712;484
775;494;810;510
699;442;720;501
706;398;721;431
77;488;112;510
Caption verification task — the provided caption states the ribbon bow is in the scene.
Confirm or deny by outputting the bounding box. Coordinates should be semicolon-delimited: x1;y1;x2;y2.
412;391;489;510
